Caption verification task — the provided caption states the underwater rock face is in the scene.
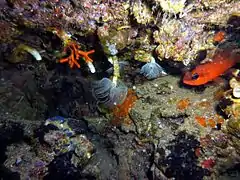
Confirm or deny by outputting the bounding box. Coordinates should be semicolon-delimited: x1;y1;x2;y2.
131;0;154;24
153;18;215;66
4;143;48;180
0;0;240;179
157;131;210;180
97;25;134;56
227;118;240;139
44;117;94;165
0;71;47;120
0;20;20;43
127;74;240;179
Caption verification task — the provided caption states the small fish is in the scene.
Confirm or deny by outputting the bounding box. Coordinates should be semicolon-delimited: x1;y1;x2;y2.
183;49;240;86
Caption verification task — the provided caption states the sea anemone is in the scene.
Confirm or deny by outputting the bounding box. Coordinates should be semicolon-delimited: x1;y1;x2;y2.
92;78;128;108
140;57;167;80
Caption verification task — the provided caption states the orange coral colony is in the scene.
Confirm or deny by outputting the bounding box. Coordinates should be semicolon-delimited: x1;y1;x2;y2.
58;42;95;69
195;116;207;127
207;119;216;128
195;115;225;128
213;31;226;43
111;89;137;126
177;98;190;110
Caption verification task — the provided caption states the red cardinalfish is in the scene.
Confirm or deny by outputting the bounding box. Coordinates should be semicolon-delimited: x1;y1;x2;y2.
183;48;240;86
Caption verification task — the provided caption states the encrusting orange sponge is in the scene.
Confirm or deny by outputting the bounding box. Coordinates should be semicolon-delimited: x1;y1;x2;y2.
111;89;137;126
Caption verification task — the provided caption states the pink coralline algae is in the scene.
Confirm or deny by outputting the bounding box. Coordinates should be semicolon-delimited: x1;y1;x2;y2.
201;158;215;169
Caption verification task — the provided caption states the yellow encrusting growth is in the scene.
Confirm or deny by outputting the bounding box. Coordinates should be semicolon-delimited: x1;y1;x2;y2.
108;56;120;86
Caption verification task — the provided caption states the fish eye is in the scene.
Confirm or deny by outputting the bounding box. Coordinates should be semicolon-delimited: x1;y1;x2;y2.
192;73;199;80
